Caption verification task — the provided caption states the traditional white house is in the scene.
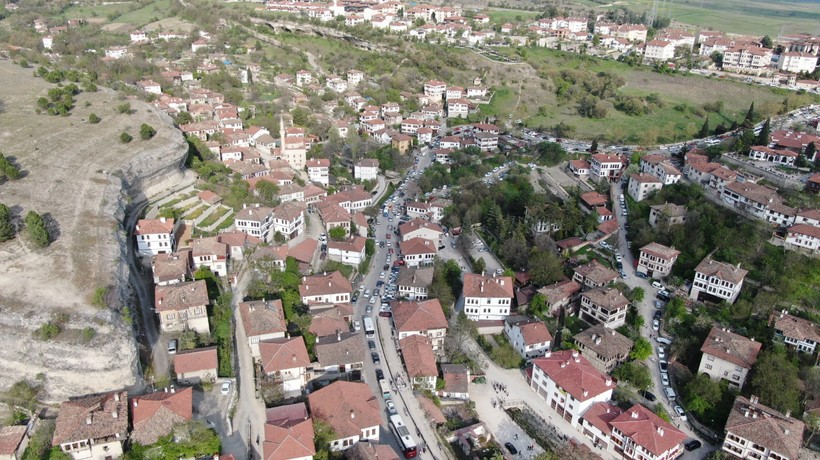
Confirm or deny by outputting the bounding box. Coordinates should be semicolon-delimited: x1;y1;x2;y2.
504;317;552;359
135;217;176;256
307;381;380;451
608;404;687;460
272;201;305;240
398;219;443;243
305;158;330;186
239;299;287;358
636;242;680;279
392;299;447;350
580;287;629;329
298;271;352;308
397;266;434;301
191;237;228;277
530;350;615;426
399;237;437;267
259;337;311;393
722;396;804;460
689;255;747;304
154;280;210;334
52;391;129;460
399;335;438;390
462;273;514;321
697;326;761;388
235;205;275;242
326;236;367;266
627;173;663;202
772;310;820;354
353;159;379;181
785;224;820;252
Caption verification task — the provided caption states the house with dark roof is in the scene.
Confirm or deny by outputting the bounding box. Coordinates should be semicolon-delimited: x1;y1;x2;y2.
537;279;581;316
771;310;820;354
580;287;630;329
723;396;804;460
130;387;193;445
573;324;634;373
572;259;618;289
439;364;470;400
309;304;353;339
314;331;365;377
503;317;552;359
52;390;129;460
529;350;615;426
238;299;287;358
307;381;380;451
697;327;762;388
155;280;210;334
609;404;686;460
346;442;400;460
454;422;493;457
689;255;747;304
396;266;434;300
298;271;352;308
392;299;447;351
151;251;192;286
637;242;680;279
263;403;315;460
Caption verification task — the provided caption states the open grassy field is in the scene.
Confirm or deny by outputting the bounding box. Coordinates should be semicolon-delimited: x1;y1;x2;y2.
485;8;540;24
62;0;173;27
492;46;819;143
581;0;820;36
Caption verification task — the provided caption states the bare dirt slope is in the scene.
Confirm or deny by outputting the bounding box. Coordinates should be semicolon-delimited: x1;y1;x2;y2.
0;58;186;403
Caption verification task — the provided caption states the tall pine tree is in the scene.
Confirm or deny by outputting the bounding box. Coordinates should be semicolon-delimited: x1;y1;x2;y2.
755;118;771;146
699;116;710;138
743;101;755;128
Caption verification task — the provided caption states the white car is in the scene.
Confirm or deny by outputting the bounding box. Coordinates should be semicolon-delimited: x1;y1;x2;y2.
353;320;361;331
661;372;670;386
221;381;231;395
652;319;660;331
386;400;397;414
657;346;665;360
369;296;377;304
379;271;385;279
615;253;623;262
674;405;687;421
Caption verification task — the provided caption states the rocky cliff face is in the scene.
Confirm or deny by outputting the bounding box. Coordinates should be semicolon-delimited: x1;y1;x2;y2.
0;59;188;403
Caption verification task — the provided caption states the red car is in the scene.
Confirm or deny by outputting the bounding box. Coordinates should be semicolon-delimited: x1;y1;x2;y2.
386;234;391;239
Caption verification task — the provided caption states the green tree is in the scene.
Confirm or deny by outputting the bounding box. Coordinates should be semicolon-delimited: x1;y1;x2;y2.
803;142;816;166
756;118;771;146
116;102;131;114
629;287;645;303
653;403;671;422
255;180;280;207
751;349;801;413
761;35;773;48
120;132;133;143
329;226;346;241
629;337;652;360
612;361;652;390
743;101;755;128
88;113;101;124
683;373;722;416
698;116;710;138
312;419;336;457
139;123;156;140
24;211;49;247
0;203;14;242
529;293;548;317
528;250;563;286
176;111;193;124
472;257;486;274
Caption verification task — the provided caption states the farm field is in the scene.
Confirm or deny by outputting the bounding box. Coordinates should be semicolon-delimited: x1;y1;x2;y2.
485;8;540;24
62;0;174;27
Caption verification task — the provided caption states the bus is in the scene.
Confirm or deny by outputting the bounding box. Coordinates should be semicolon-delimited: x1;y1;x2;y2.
389;414;418;458
363;316;375;338
379;379;391;399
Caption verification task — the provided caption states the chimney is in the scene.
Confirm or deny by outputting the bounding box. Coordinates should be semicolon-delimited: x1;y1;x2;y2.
133;400;138;408
114;392;120;401
583;390;588;397
170;387;175;394
544;351;551;358
744;410;750;417
350;410;355;419
595;336;602;345
631;411;639;419
243;203;247;209
112;411;118;419
337;330;342;342
785;410;791;419
86;415;92;425
657;426;664;436
480;282;484;293
160;217;166;223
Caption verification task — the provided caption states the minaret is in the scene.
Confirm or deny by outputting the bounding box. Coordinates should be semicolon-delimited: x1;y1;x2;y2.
279;114;287;161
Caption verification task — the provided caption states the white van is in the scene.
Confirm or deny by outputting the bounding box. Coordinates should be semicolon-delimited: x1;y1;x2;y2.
656;337;673;346
664;387;677;401
651;281;663;289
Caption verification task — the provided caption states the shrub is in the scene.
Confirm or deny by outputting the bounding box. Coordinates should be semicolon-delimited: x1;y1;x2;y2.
88;113;101;124
80;327;96;344
139;123;156;140
120;132;133;143
34;321;61;340
91;287;108;309
24;211;49;248
116;102;131;114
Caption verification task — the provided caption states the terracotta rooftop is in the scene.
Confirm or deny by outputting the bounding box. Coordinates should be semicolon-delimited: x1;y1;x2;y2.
630;173;662;183
259;337;310;374
235;205;274;222
573;259;618;285
315;331;365;367
531;350;614;402
640;242;680;260
0;426;27;457
192;236;227;258
393;299;447;333
136;218;174;235
772;310;820;344
581;402;623;437
701;326;762;369
440;364;469;394
288;238;318;264
52;390;129;446
463;273;514;299
238;299;286;339
299;271;352;298
507;318;552;345
573;324;634;361
327;236;367;254
610;404;686;457
307;381;380;438
400;335;438;378
173;347;218;375
151;251;191;283
399;218;443;238
130;387;193;445
725;396;804;460
399;237;437;256
397;266;435;288
154;280;209;312
789;223;820;239
695;256;748;284
538;279;581;304
346;442;401;460
309;304;354;338
580;191;608;207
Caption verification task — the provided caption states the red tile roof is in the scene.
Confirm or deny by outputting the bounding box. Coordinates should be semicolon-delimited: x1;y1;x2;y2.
130;387;193;445
399;335;438;378
154;280;209;312
239;299;286;339
173;347;218;375
516;320;553;345
581;402;623;436
136;218;174;235
725;396;804;460
399;237;437;256
695;256;748;284
259;337;310;374
700;326;762;369
52;390;129;446
289;238;318;264
531;350;614;402
393;299;447;333
307;381;381;438
264;418;315;460
299;271;352;298
0;426;27;456
573;259;618;285
640;242;680;260
610;404;686;457
463;273;514;299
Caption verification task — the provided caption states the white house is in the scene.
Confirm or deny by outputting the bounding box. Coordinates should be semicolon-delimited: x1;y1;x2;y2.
462;273;514;321
191;237;228;277
423;80;447;99
298;271;352;308
399;237;437;267
689;255;747;304
396;266;434;301
697;326;761;388
636;242;680;279
723;396;803;460
785;224;820;252
580;287;629;329
608;404;686;460
353;159;379;181
589;153;624;183
627;173;663;202
259;337;310;393
447;98;470;118
272;201;305;240
392;298;447;350
530;350;615;427
772;310;820;354
398;219;443;243
307;381;380;452
53;391;129;460
238;299;287;358
504;317;552;360
639;155;682;184
235;205;275;242
135;217;176;256
305;158;330;186
779;52;818;74
644;40;675;61
327;236;367;266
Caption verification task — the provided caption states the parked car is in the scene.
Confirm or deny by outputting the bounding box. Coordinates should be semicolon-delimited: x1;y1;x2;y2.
657;347;666;360
168;339;178;355
504;443;518;455
684;440;701;451
386;400;397;415
368;340;376;350
375;368;384;380
654;300;663;309
353;320;361;331
674;405;687;421
371;353;381;364
659;360;669;373
651;281;663;289
638;390;657;402
652;319;660;331
664;386;676;401
657;337;673;346
661;372;670;386
221;381;231;395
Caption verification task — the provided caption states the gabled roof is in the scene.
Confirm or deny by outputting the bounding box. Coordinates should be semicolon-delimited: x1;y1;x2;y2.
694;256;748;284
399;237;437;256
440;364;469;394
239;299;286;339
772;310;820;343
582;287;629;310
463;273;514;299
399;335;438;378
155;280;209;312
151;251;191;283
0;426;27;456
393;299;447;333
399;218;443;238
531;350;614;402
610;404;686;457
725;396;804;460
581;402;623;436
192;236;227;258
507;318;552;345
640;242;680;260
580;191;608;207
264;418;315;460
130;387;193;445
288;238;318;264
701;326;762;368
260;337;310;374
235;206;274;223
573;259;618;285
396;266;435;288
573;324;634;360
307;381;381;438
299;271;352;298
538;279;581;303
136;218;174;235
327;236;367;253
173;347;218;375
309;304;353;338
53;390;129;446
315;332;365;367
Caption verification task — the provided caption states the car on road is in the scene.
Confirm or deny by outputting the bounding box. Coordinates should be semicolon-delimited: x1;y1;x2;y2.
659;360;669;373
653;310;662;320
365;305;373;314
652;319;660;331
375;368;384;380
651;281;663;289
168;339;178;355
386;400;397;415
364;289;371;298
661;372;670;386
383;264;390;271
674;405;687;421
379;271;385;279
221;381;231;395
369;296;377;304
657;336;673;346
638;390;656;402
657;347;666;360
684;440;701;451
615;253;622;262
371;353;380;364
504;443;518;455
654;300;663;309
353;320;361;331
351;292;359;303
368;340;376;350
